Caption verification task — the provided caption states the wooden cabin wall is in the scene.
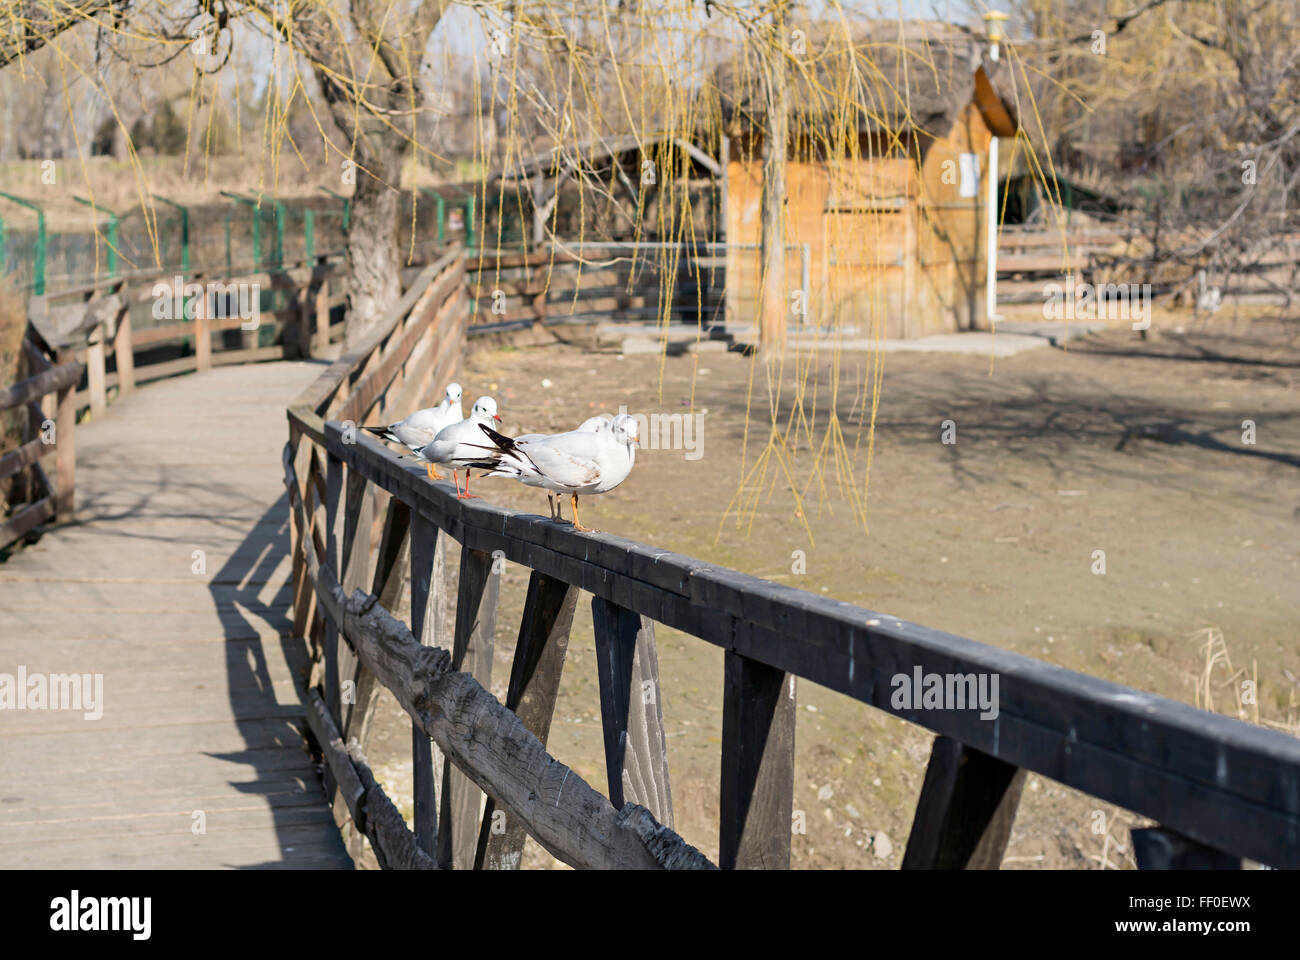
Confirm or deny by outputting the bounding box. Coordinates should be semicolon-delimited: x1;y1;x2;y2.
725;154;921;335
724;99;996;338
724;158;823;327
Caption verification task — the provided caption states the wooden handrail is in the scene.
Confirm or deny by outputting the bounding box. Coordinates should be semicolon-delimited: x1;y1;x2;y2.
0;360;81;412
0;336;80;548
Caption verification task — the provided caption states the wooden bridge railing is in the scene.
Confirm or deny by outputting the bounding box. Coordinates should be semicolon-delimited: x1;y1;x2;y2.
464;245;724;335
286;246;1300;870
0;323;80;548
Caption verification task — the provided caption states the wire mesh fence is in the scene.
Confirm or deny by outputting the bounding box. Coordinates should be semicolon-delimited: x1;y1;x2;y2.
0;188;482;300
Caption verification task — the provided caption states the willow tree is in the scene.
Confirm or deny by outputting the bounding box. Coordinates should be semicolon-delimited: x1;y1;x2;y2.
0;0;129;69
235;0;456;337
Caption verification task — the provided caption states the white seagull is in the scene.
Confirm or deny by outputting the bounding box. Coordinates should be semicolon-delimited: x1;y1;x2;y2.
504;414;614;518
481;413;639;531
415;396;504;499
364;383;463;478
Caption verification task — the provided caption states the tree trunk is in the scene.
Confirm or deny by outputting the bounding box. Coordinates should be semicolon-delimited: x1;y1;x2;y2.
758;23;789;359
344;147;404;343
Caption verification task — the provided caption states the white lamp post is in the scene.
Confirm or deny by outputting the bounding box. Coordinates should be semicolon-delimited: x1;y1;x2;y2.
984;11;1008;327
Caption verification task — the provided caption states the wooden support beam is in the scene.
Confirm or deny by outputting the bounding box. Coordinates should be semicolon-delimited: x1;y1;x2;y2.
0;437;52;482
194;291;211;371
344;496;411;747
902;735;1025;869
85;329;106;418
289;441;321;645
0;495;55;546
591;596;674;827
1131;828;1241;869
113;310;135;395
340;467;371;592
336;466;370;744
408;510;443;858
53;348;76;521
477;571;578;869
720;652;796;869
439;547;499;869
322;451;344;729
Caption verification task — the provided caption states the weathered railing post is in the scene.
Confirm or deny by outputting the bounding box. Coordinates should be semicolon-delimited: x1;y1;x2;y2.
322;451;344;729
344;497;410;750
719;651;796;869
408;510;445;859
439;547;500;868
591;596;674;827
85;327;107;418
477;571;578;869
112;301;135;396
902;735;1025;869
194;285;211;372
53;347;76;520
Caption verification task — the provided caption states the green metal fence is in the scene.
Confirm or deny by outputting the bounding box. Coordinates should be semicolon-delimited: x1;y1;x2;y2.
0;187;483;298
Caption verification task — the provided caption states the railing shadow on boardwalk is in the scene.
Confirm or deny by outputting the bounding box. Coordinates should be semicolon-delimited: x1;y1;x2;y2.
205;492;353;869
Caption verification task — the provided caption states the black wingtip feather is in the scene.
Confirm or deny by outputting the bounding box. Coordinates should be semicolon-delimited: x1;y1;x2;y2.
478;423;517;452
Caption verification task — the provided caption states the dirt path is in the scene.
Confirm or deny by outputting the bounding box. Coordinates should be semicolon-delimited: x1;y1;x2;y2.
365;316;1300;869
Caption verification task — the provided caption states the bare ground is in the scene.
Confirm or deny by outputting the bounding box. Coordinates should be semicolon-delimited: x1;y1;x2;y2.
359;311;1300;869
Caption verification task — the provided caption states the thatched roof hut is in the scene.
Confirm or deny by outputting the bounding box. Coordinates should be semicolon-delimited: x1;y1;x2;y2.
708;20;1017;153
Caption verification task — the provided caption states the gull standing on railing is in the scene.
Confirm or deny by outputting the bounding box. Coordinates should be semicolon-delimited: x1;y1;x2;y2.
416;396;504;499
480;413;639;531
364;382;463;478
500;414;614;519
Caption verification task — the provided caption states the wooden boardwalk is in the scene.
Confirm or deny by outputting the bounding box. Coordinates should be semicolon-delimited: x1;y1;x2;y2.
0;361;353;869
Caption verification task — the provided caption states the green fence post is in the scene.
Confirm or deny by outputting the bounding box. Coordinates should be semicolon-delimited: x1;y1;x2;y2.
304;208;315;263
153;195;190;273
74;197;120;278
221;191;261;268
465;193;476;251
273;199;285;267
417;187;447;246
0;192;45;295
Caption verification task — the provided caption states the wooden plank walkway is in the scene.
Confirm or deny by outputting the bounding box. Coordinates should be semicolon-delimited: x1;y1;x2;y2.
0;361;353;869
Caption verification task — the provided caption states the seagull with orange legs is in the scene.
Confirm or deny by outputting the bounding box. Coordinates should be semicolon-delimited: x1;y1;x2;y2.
479;413;638;531
363;383;462;479
415;396;504;499
506;414;612;519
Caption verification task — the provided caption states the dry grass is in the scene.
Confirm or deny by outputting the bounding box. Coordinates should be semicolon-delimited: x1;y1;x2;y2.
1191;626;1299;736
0;153;471;227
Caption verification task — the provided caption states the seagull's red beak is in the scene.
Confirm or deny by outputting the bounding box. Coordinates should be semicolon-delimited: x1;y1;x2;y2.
493;414;502;422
